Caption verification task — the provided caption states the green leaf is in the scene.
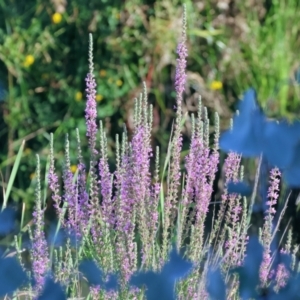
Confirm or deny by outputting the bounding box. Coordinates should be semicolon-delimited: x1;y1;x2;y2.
2;140;25;211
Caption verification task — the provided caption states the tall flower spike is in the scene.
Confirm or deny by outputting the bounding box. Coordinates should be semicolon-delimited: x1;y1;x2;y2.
76;128;89;235
174;4;187;106
99;121;114;226
85;33;98;156
259;167;281;286
48;133;63;224
162;5;187;260
32;154;49;294
63;134;80;236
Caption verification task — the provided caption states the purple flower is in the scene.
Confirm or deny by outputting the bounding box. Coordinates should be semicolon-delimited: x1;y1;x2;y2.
185;137;217;217
116;153;134;233
63;165;81;237
77;162;89;232
266;167;281;215
32;155;49;294
85;34;98;156
99;156;113;225
223;152;242;184
163;7;188;259
183;131;220;261
174;41;188;97
275;263;289;290
48;134;63;223
259;251;272;285
85;72;98;156
131;125;152;208
259;167;281;286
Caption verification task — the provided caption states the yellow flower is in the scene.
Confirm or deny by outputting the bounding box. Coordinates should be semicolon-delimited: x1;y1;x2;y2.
99;69;107;77
116;79;123;87
23;55;35;67
41;73;49;80
96;94;103;102
52;12;62;24
24;148;31;155
70;165;77;174
75;91;83;101
210;80;223;90
30;173;35;180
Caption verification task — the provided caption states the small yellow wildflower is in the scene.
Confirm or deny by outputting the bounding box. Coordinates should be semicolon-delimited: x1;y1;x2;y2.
24;148;31;155
52;12;62;24
70;165;77;174
23;55;35;67
210;80;223;90
116;79;123;87
30;173;35;180
41;73;49;80
75;91;83;101
99;70;107;77
96;94;104;102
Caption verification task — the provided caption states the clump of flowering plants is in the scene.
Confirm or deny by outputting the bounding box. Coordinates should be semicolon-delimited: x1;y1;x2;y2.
1;5;300;300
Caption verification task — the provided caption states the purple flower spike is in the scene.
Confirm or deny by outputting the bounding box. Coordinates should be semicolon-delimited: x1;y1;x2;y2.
85;34;98;156
175;41;188;97
174;6;188;101
32;155;49;294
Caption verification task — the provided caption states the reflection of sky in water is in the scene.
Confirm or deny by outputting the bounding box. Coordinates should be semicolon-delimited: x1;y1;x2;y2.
220;88;300;187
130;248;193;300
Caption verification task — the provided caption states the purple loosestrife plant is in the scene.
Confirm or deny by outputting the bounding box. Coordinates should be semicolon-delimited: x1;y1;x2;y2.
186;122;219;262
131;88;156;267
148;145;161;260
113;87;160;280
162;3;187;261
75;128;90;236
274;263;289;292
84;36;117;278
115;149;138;282
178;113;198;251
63;135;81;237
222;153;245;268
177;103;220;262
32;155;50;294
85;34;98;158
106;127;135;282
209;151;242;250
49;130;89;240
99;121;114;227
85;34;103;256
11;6;300;300
48;133;63;225
259;167;281;286
223;196;247;269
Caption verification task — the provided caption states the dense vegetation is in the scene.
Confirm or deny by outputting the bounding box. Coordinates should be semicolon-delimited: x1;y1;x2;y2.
1;1;300;299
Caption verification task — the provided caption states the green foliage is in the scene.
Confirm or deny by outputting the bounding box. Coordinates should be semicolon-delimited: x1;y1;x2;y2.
225;0;300;119
1;0;300;209
0;0;224;207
